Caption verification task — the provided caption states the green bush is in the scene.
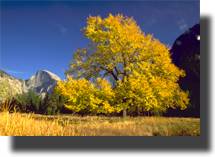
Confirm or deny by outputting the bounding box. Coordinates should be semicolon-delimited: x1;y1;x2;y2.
42;92;65;115
15;90;42;113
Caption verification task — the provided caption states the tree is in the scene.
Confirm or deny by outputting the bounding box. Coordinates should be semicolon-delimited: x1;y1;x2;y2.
66;14;189;117
54;77;115;115
42;92;66;115
94;78;115;114
15;90;42;113
55;76;96;115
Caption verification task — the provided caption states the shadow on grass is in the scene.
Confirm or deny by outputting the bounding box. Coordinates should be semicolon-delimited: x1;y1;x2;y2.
10;16;210;152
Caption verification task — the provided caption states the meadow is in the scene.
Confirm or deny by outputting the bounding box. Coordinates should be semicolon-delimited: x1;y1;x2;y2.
0;112;200;136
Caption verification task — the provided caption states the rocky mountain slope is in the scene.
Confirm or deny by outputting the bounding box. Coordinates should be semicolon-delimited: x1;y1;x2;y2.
0;70;61;101
0;70;24;102
23;70;61;95
171;24;200;78
167;23;200;117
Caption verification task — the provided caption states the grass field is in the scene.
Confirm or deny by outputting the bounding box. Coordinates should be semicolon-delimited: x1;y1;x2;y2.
0;112;200;136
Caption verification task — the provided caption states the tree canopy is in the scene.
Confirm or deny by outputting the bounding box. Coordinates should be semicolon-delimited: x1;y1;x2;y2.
59;14;189;116
54;77;115;115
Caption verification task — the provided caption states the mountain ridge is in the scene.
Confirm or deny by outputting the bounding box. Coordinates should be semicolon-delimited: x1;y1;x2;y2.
168;23;200;117
0;69;61;97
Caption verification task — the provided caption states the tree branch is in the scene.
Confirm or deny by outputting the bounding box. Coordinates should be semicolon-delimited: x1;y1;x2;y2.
99;65;119;81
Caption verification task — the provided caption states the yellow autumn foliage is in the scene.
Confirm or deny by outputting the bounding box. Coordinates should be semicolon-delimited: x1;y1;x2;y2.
54;77;115;114
61;14;189;116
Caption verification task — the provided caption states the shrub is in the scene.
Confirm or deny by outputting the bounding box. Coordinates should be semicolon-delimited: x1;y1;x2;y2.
15;90;42;113
54;77;115;115
42;92;65;115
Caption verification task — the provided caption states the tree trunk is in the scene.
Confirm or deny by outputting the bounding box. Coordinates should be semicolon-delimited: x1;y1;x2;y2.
137;106;140;116
123;108;127;118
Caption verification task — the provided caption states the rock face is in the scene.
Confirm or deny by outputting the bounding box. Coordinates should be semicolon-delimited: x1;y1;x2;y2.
0;70;23;102
167;24;200;117
23;70;61;95
0;70;24;94
171;24;200;78
0;70;61;100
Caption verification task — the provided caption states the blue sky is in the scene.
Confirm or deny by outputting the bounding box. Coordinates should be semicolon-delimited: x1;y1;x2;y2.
0;0;200;80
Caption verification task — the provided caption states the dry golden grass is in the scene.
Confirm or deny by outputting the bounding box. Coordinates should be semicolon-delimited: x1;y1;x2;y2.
0;112;200;136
